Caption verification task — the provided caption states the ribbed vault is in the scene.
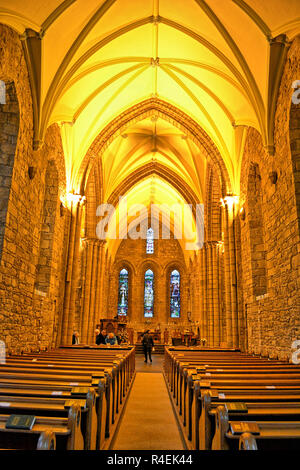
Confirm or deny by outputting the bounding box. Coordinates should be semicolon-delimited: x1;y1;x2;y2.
1;0;299;194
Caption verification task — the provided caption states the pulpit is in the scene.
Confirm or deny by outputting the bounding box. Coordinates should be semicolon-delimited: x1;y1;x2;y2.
100;318;127;335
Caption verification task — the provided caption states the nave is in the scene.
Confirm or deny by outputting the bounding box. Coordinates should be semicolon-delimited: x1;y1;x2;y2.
0;0;299;455
1;345;300;451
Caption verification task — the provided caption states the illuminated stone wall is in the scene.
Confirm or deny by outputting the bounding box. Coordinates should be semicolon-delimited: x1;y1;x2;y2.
0;25;67;353
239;36;300;360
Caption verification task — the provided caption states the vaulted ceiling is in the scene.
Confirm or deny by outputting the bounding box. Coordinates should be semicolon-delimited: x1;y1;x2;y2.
1;0;299;257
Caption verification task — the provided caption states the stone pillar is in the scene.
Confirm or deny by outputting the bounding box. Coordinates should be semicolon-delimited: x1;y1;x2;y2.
199;247;205;339
222;198;239;348
61;195;85;345
203;244;208;342
207;242;213;346
217;242;225;345
81;238;94;343
92;240;106;337
87;241;99;343
223;203;233;346
212;241;220;347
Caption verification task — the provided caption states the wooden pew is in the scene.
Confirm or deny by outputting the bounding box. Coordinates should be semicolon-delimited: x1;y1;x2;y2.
0;393;95;449
1;346;135;449
0;385;101;450
186;371;300;445
189;372;300;445
16;348;135;411
0;362;115;439
200;389;300;450
212;405;300;450
164;347;300;451
0;403;83;450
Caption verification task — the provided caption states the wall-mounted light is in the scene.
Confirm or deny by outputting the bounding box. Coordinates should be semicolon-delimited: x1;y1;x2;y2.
220;195;239;211
66;192;86;207
240;206;246;221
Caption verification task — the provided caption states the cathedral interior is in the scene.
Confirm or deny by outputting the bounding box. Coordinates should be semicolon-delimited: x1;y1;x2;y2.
0;0;299;453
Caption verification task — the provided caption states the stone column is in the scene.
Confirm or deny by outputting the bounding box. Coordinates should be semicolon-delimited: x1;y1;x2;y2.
223;203;233;347
81;238;93;343
87;241;99;343
212;241;220;347
61;195;85;345
207;242;213;346
91;240;106;337
222;198;239;348
229;206;239;348
203;243;208;342
217;242;224;344
199;247;205;339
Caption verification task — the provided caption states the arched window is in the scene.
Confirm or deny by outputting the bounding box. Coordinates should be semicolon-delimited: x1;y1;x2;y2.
146;228;154;254
170;269;180;318
118;268;129;316
144;269;154;317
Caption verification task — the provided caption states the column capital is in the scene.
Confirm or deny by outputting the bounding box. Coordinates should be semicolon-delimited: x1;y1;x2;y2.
81;237;106;247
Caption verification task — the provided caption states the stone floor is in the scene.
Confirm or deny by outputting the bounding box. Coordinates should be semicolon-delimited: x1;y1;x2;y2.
135;354;165;373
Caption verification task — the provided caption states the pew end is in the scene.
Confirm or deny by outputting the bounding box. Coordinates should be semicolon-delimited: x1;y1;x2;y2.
37;430;56;450
238;432;258;450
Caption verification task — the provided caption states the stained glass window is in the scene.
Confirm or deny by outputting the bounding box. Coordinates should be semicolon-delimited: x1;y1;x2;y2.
144;269;154;317
146;228;154;254
118;268;128;316
170;269;180;318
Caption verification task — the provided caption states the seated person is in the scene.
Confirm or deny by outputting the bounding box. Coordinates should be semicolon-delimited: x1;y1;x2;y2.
96;329;106;345
105;332;118;346
72;331;80;345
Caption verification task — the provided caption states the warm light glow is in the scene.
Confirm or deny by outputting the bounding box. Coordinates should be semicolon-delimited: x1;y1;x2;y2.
97;175;201;262
221;195;240;211
3;0;299;257
65;192;85;208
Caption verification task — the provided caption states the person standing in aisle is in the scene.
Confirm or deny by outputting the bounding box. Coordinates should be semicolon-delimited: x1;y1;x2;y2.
142;330;154;363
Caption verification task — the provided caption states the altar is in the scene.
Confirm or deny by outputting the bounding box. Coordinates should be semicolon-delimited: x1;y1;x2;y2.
137;331;161;343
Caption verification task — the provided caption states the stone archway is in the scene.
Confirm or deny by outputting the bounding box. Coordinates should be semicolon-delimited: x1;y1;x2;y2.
78;98;232;198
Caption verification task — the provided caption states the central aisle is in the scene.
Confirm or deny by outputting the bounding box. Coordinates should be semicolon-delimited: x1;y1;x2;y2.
111;369;185;450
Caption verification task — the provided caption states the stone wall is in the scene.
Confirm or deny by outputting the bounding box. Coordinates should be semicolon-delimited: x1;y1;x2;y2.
0;23;67;353
0;80;19;259
239;36;300;360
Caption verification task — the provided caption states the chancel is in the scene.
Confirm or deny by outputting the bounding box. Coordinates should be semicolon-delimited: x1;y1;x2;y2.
0;0;299;452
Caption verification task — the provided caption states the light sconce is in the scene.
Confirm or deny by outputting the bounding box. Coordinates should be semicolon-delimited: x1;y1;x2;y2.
220;195;239;211
66;192;86;207
240;206;246;221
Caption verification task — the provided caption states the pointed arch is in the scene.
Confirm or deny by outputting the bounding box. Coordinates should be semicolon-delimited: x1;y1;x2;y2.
79;98;232;197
